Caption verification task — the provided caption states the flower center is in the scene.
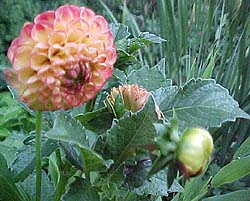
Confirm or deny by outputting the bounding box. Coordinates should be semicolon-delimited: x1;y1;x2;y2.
61;61;90;93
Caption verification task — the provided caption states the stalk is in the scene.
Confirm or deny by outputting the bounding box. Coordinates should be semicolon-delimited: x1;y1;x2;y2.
35;111;42;201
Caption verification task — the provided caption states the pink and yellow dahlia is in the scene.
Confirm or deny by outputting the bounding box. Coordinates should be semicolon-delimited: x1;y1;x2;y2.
5;5;117;111
106;84;150;113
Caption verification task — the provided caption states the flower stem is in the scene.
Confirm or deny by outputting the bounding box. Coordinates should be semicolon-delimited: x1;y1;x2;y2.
35;111;42;201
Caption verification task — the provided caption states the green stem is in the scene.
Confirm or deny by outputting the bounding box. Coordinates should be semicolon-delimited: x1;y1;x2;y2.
35;111;42;201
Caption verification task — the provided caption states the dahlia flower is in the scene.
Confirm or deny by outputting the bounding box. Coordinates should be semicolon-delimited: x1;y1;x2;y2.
5;5;117;111
105;84;150;114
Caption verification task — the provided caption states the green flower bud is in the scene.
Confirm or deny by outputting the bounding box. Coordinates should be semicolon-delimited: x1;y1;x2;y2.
176;128;213;178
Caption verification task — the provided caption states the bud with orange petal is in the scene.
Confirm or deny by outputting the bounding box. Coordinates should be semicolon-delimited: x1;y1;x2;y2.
105;84;150;117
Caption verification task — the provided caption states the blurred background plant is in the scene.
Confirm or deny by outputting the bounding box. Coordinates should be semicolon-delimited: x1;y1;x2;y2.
0;0;250;200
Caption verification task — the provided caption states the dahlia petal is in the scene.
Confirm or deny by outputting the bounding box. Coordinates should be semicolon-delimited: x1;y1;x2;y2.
7;38;19;63
80;7;95;20
31;23;50;43
22;88;33;98
89;20;102;35
46;75;55;85
55;5;81;25
27;75;39;84
87;47;98;59
93;16;109;32
30;53;49;70
37;65;50;75
106;49;117;65
93;40;105;51
34;11;55;25
66;29;85;43
4;68;19;89
20;23;33;39
13;45;33;69
52;95;62;105
17;67;35;83
48;44;65;60
68;18;89;31
28;82;42;93
52;87;60;96
48;31;65;45
92;71;105;86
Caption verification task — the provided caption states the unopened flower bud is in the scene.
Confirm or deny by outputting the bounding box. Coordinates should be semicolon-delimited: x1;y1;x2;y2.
176;128;213;178
106;84;149;114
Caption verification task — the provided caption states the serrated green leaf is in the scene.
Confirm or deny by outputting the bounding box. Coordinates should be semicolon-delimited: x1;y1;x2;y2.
59;142;83;170
152;86;178;107
75;107;114;134
110;23;130;41
0;153;23;201
11;139;57;182
18;171;55;201
168;180;184;193
45;114;88;147
110;23;130;42
48;152;60;186
203;190;250;201
127;59;171;91
233;136;250;159
62;178;99;201
128;32;166;53
134;170;168;196
180;175;210;201
78;146;112;174
0;131;25;165
211;155;250;187
138;32;167;44
104;96;158;170
160;79;250;131
115;50;137;70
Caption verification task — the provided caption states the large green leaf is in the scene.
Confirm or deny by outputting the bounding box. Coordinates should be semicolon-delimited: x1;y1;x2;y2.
104;96;158;170
0;153;23;201
78;146;112;174
110;23;130;53
176;175;210;201
75;107;114;134
0;131;25;165
18;171;55;201
110;23;130;42
211;155;250;187
59;142;83;170
203;190;250;201
160;79;250;131
134;170;168;196
127;59;171;91
45;114;88;147
62;178;99;201
134;169;183;197
11;139;57;182
233;136;250;159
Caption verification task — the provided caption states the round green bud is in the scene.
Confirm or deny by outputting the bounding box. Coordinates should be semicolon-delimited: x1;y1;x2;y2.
176;128;213;178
